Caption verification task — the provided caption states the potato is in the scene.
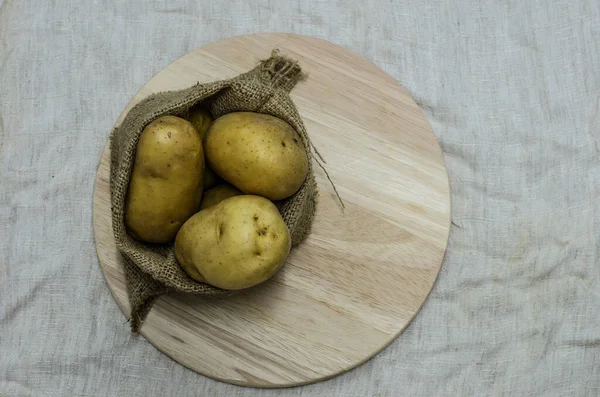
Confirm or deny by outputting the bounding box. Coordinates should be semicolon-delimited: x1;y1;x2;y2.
125;115;204;243
200;184;242;210
186;104;213;141
205;112;309;200
175;195;291;290
186;105;218;188
203;166;221;190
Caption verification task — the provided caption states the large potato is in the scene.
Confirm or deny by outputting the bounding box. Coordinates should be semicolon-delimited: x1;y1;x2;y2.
175;195;291;290
205;112;309;200
125;115;204;243
200;184;242;210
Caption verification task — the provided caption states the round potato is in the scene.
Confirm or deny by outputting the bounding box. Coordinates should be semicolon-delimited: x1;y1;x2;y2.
175;195;291;290
200;184;242;210
125;115;204;243
205;112;309;200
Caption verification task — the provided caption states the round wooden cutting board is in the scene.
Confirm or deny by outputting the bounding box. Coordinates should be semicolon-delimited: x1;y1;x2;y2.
93;33;450;388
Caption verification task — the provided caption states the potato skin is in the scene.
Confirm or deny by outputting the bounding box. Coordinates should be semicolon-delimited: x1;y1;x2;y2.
175;195;291;290
186;105;213;141
125;115;204;243
200;184;242;210
205;112;309;200
203;166;221;190
186;106;217;188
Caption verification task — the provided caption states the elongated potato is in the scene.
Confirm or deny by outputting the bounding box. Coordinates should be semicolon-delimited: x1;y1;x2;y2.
125;115;204;243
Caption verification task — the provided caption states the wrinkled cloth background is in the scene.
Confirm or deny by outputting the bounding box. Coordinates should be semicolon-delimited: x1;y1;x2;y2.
2;0;600;396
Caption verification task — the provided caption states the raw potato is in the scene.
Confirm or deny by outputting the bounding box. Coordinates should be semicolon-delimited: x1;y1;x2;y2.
203;166;221;190
200;184;242;210
125;115;204;243
175;195;291;290
186;105;217;187
205;112;309;200
186;105;213;140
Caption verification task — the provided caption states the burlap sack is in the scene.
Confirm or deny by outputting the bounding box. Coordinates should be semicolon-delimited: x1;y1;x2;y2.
109;50;317;332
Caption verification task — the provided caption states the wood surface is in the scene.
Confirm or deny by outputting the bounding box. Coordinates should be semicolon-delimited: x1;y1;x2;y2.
93;33;451;388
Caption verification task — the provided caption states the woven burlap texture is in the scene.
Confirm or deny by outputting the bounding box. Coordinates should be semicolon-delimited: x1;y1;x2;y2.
109;51;317;331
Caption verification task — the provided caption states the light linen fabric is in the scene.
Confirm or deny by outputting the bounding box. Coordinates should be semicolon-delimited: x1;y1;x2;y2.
1;1;600;396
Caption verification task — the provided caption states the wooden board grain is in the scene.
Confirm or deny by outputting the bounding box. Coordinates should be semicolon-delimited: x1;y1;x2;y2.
93;33;451;388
